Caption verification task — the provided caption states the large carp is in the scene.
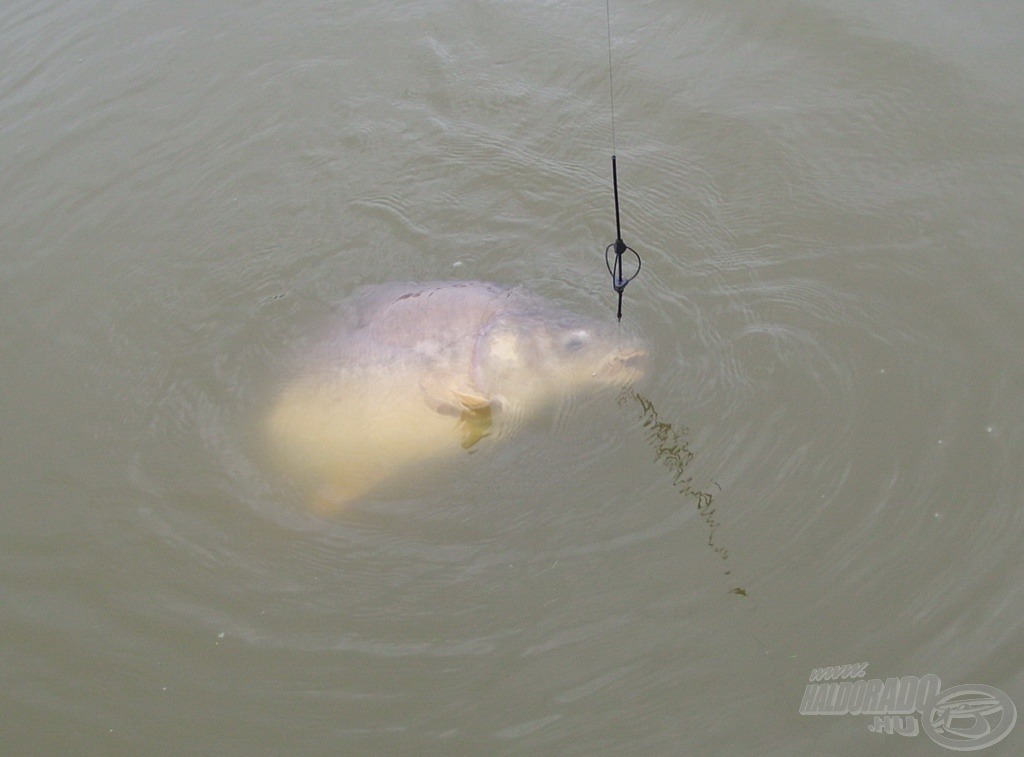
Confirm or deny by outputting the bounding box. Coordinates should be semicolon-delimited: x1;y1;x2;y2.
267;281;647;511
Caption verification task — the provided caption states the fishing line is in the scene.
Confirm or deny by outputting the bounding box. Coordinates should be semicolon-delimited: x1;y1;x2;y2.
603;0;641;322
605;0;617;155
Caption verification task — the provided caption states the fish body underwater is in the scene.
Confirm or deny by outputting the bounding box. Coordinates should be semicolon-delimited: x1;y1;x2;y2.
267;281;647;511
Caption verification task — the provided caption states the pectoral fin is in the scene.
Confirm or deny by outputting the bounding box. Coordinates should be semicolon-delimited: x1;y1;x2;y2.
419;386;499;448
450;389;493;414
446;390;496;449
419;381;491;417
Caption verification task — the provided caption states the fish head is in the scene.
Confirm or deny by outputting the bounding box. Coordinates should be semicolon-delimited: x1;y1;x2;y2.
477;311;648;402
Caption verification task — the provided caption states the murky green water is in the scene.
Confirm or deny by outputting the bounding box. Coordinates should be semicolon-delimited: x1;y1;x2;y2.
2;1;1022;754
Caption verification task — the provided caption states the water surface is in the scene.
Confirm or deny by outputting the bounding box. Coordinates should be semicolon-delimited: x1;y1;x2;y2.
2;1;1022;754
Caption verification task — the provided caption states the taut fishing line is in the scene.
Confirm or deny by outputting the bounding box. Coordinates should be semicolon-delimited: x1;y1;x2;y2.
601;9;744;597
603;0;641;321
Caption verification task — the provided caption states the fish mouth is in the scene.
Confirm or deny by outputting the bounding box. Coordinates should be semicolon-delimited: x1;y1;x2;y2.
597;348;648;382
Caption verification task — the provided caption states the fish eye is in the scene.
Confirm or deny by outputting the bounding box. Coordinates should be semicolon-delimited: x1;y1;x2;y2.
563;330;589;352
